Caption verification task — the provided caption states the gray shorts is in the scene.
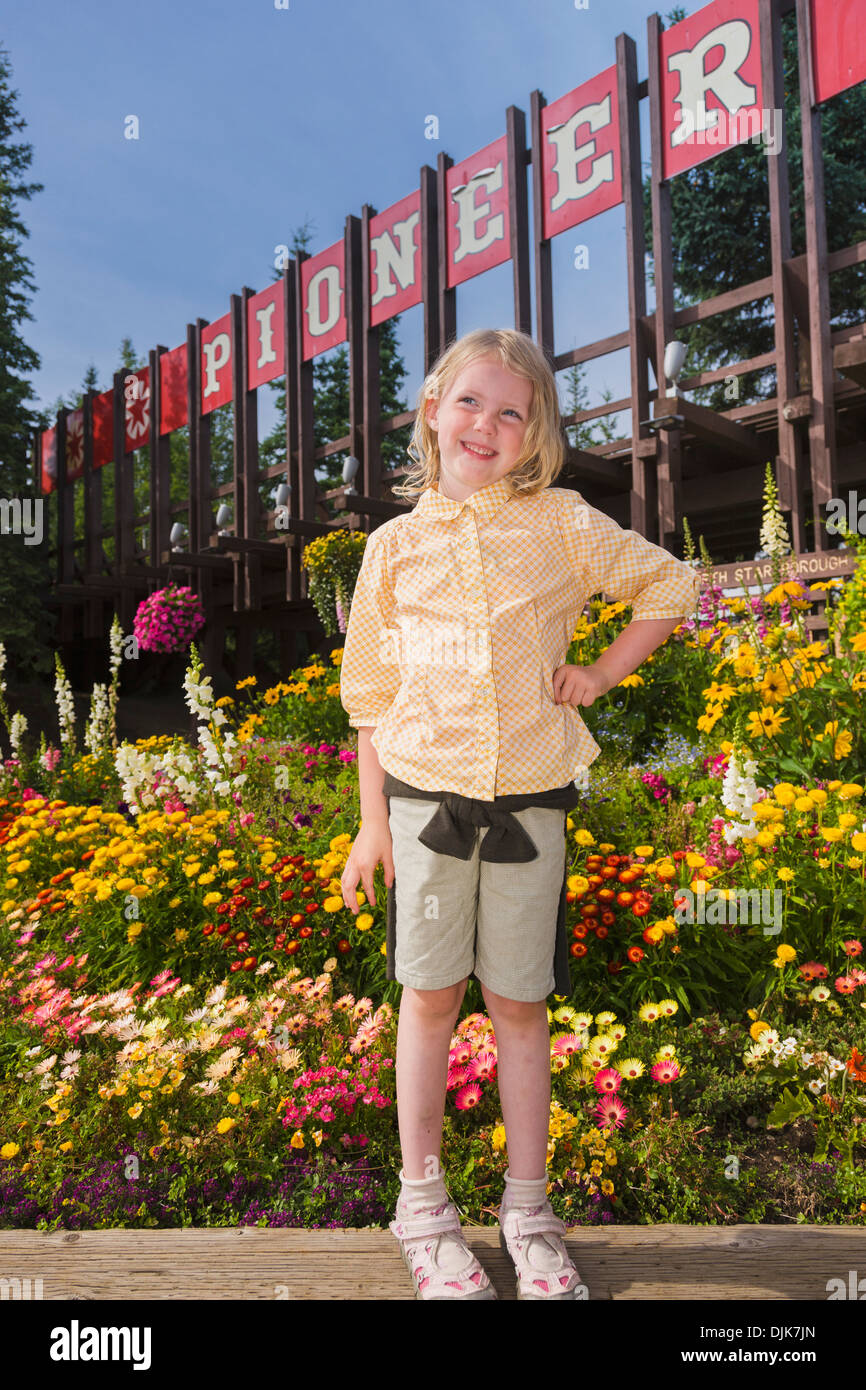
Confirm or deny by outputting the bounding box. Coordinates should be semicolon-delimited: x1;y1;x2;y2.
384;793;568;1002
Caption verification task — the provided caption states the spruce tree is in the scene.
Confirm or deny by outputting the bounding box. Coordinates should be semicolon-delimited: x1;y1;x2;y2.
0;42;56;688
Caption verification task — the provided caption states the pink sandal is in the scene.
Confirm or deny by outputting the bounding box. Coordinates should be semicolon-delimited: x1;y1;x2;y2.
498;1202;584;1299
389;1201;497;1300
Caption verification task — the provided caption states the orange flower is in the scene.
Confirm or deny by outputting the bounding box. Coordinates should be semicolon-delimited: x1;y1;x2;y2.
627;945;644;964
848;1047;866;1082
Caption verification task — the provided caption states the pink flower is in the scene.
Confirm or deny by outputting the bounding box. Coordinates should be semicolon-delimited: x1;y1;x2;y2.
594;1094;627;1130
467;1050;496;1082
593;1067;622;1094
651;1060;680;1084
454;1082;483;1110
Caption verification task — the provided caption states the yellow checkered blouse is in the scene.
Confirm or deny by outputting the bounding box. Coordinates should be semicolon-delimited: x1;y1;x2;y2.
339;475;702;801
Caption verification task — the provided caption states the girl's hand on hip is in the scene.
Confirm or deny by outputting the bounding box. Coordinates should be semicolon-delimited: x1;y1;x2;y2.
551;663;611;708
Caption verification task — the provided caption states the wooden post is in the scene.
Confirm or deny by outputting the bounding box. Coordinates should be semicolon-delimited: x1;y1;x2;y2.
149;345;172;584
56;407;74;644
762;0;807;553
618;30;655;541
360;205;382;504
82;388;102;643
796;0;839;551
420;165;440;376
437;152;456;355
647;11;679;549
506;105;532;336
530;90;554;369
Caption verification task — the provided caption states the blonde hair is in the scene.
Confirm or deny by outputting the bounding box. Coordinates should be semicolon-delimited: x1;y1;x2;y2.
391;328;566;504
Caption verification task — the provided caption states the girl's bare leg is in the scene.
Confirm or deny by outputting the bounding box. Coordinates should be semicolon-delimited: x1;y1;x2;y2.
481;988;550;1179
395;979;468;1179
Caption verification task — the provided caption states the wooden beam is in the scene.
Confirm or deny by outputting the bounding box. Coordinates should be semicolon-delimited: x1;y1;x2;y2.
656;396;766;461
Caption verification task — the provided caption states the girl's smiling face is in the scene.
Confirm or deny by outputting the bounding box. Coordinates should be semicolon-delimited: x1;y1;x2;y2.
424;356;534;502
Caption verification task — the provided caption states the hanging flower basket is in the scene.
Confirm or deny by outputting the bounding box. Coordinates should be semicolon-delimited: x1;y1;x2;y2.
133;583;206;654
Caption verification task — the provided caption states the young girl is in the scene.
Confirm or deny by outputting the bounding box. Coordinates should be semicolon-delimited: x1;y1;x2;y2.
339;328;702;1300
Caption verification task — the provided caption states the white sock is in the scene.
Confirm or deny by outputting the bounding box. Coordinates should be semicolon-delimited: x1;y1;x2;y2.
501;1169;548;1211
396;1167;449;1217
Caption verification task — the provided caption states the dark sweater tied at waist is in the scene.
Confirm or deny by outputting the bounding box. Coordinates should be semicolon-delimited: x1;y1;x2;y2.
381;770;581;862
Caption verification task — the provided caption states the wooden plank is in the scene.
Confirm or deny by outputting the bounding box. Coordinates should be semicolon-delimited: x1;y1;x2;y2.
0;1225;863;1301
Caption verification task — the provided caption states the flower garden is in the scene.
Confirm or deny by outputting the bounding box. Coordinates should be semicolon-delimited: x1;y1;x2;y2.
1;476;865;1234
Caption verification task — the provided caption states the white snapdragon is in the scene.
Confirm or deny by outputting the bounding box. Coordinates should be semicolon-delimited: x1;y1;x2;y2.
85;682;112;758
721;746;764;845
9;711;27;758
54;657;76;753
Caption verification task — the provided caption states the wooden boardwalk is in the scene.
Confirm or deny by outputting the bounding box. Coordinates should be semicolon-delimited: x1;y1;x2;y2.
1;1224;864;1299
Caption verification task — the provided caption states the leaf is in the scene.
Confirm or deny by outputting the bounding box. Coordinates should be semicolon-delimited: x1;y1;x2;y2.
766;1086;814;1129
672;982;690;1010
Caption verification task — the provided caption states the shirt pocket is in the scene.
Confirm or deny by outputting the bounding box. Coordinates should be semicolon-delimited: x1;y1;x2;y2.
533;574;586;701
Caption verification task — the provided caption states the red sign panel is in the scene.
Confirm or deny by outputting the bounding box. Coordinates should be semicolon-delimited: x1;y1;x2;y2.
41;428;56;494
369;190;422;327
160;344;188;434
810;0;866;103
92;390;113;470
445;135;510;289
542;65;622;239
301;241;346;361
65;409;84;482
659;0;764;181
124;367;150;453
247;280;285;390
201;313;233;415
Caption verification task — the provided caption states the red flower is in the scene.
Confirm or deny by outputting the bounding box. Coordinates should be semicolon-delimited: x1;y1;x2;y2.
626;945;644;964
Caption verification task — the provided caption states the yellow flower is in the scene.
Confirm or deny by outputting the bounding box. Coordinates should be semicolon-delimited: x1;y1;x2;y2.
775;944;796;962
290;1130;305;1149
490;1123;507;1153
698;706;725;734
227;1092;241;1106
127;1103;143;1119
600;1179;615;1196
217;1117;236;1134
0;1142;21;1159
355;913;374;933
747;707;788;738
59;1141;73;1153
750;1020;770;1040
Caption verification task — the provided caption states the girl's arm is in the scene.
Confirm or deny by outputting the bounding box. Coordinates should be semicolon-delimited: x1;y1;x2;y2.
553;615;683;706
356;726;390;825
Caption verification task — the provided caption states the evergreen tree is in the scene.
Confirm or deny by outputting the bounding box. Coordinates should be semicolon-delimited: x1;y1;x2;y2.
0;42;56;685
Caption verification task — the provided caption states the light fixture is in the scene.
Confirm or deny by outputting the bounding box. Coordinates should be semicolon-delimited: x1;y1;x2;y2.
663;340;688;398
343;456;360;495
274;481;290;508
215;503;233;535
170;522;187;550
640;412;684;433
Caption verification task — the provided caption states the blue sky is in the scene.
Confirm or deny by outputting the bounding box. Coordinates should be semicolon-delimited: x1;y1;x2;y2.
9;0;683;443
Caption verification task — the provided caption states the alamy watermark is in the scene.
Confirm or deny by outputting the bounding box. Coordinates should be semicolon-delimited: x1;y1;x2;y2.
674;887;782;936
0;498;43;546
672;102;784;158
